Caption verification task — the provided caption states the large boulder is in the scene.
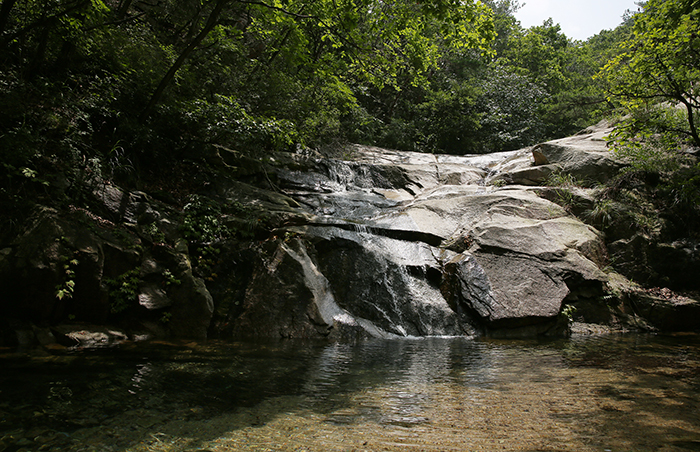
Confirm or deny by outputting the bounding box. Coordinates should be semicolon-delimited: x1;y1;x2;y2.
312;232;473;337
0;206;111;325
609;235;700;291
396;186;608;335
230;239;359;340
624;287;700;331
0;204;215;344
8;120;694;344
230;236;473;340
530;123;624;185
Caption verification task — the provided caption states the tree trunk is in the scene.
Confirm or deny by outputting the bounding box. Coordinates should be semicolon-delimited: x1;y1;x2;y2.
140;0;228;121
27;19;54;77
115;0;134;20
685;101;700;147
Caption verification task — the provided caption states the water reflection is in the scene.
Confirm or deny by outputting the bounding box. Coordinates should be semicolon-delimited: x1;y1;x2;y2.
0;334;699;451
129;362;155;394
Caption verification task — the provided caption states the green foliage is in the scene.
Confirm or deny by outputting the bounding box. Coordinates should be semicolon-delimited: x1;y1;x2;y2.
143;222;166;245
176;95;298;154
0;0;633;208
412;81;482;153
612;139;684;176
192;244;222;281
559;304;577;323
666;162;700;210
585;198;618;229
475;65;548;152
606;103;696;177
544;170;588;213
228;200;264;239
600;40;700;235
55;248;79;301
105;268;140;314
546;171;583;188
600;0;700;146
353;0;631;154
159;311;172;324
15;0;494;166
180;194;230;244
501;19;570;92
162;270;181;287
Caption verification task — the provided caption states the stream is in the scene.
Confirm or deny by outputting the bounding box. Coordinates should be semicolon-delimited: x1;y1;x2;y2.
2;333;699;451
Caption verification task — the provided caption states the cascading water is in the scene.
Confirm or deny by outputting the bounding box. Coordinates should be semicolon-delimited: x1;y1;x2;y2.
251;130;616;339
280;239;400;339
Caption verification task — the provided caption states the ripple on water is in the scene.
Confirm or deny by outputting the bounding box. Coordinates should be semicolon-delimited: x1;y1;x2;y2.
1;335;699;451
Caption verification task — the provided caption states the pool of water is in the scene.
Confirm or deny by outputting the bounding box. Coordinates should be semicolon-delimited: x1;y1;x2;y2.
1;334;700;451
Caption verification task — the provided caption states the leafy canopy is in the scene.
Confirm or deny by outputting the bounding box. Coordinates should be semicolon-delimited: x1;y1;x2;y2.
600;0;700;146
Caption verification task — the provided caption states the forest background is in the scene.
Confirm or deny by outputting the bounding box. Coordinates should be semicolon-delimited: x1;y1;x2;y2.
0;0;698;242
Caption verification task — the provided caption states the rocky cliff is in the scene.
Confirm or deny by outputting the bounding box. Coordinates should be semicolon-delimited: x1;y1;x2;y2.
2;122;698;347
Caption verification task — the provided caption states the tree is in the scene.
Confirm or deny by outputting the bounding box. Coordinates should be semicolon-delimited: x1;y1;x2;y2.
600;0;700;146
139;0;229;120
359;0;624;154
475;65;548;151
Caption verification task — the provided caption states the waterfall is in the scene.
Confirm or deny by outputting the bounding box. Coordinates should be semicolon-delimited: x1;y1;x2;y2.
257;128;616;339
280;239;400;339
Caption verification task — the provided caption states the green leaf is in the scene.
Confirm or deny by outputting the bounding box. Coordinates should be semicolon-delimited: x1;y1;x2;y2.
20;167;37;178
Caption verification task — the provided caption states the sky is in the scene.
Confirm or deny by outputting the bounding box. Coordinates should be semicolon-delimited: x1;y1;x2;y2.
514;0;640;41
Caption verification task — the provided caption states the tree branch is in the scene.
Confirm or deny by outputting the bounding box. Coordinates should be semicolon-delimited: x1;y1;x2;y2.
236;0;313;19
0;0;92;47
140;0;229;121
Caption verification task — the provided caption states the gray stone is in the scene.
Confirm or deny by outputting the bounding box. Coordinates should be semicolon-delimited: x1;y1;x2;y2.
529;124;624;185
51;324;128;348
7;120;696;342
238;136;615;338
138;284;171;310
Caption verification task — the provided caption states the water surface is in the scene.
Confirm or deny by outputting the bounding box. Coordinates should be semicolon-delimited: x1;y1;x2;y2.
1;334;699;451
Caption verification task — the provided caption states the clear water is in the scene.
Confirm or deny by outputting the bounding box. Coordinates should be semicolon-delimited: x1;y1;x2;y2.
1;334;699;451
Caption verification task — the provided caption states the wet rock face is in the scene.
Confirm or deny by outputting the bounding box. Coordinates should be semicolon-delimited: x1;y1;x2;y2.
224;125;619;339
6;122;668;342
230;243;325;339
313;235;468;338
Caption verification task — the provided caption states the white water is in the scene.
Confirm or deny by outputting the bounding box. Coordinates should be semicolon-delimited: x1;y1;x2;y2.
281;240;400;339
